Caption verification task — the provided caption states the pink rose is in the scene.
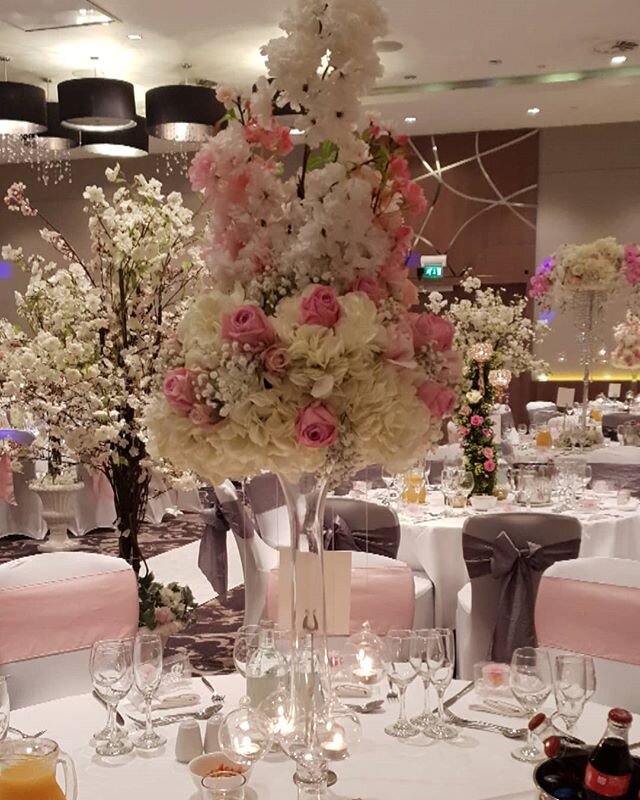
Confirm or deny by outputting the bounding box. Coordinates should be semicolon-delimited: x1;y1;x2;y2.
624;244;640;286
262;345;290;375
389;155;410;181
163;368;196;415
352;275;388;306
189;403;222;427
459;427;470;437
418;382;457;417
384;321;415;367
484;460;496;473
482;447;494;459
460;405;471;417
221;304;275;352
300;285;342;328
295;402;338;448
411;313;455;352
154;606;174;625
482;428;492;438
470;415;484;426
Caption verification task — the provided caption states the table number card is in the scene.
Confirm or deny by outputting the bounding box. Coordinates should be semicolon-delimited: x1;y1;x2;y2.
556;387;575;408
609;383;622;399
277;548;352;635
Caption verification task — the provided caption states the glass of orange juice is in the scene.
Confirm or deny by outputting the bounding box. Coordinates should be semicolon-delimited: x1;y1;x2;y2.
535;427;553;449
401;468;426;504
0;738;77;800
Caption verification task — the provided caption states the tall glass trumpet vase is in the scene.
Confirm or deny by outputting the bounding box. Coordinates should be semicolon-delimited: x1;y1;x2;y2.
32;482;83;552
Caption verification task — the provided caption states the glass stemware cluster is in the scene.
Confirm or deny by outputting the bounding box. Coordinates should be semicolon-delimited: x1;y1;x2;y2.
382;628;456;740
553;462;592;510
90;632;166;757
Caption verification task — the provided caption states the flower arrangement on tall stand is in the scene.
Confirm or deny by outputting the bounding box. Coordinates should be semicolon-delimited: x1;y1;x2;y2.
530;238;640;430
612;312;640;394
438;276;546;495
0;169;202;572
146;0;460;790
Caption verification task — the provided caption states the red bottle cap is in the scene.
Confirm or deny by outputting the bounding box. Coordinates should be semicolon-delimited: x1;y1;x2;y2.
529;712;547;732
544;736;562;758
609;708;633;726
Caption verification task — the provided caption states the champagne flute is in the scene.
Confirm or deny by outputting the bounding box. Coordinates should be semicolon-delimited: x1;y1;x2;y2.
423;459;432;489
383;630;419;739
133;632;166;750
90;639;134;756
510;647;552;762
0;676;9;740
409;629;435;732
424;629;456;739
553;654;591;734
233;625;260;678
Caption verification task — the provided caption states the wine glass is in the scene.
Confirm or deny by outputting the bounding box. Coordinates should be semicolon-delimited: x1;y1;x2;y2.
382;473;397;506
423;459;432;489
0;676;9;739
409;629;434;732
517;423;528;441
233;625;260;677
509;647;552;762
553;654;592;734
382;630;419;739
424;629;456;739
90;639;134;756
133;632;166;750
459;472;475;505
582;464;593;492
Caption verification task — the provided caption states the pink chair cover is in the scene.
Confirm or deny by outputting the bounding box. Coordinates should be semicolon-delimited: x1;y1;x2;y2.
0;455;15;505
0;561;138;665
265;565;415;635
536;575;640;666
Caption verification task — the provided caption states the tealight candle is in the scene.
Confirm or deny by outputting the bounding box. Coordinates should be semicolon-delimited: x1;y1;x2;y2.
234;736;261;759
320;724;348;761
352;653;378;685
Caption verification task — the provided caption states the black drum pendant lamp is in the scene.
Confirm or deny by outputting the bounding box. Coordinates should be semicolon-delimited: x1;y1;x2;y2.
81;115;148;158
37;103;79;151
0;81;47;135
58;78;137;132
145;84;225;143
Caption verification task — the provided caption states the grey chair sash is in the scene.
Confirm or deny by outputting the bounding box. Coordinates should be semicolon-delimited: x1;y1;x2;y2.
465;530;580;662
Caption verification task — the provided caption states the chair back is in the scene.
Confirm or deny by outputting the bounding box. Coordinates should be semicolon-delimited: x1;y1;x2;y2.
324;497;400;558
461;513;581;666
214;481;278;625
526;401;557;425
0;552;138;708
530;409;562;427
536;557;640;712
590;463;640;498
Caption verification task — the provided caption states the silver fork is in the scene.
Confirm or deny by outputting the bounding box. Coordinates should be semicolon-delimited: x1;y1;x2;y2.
386;677;398;702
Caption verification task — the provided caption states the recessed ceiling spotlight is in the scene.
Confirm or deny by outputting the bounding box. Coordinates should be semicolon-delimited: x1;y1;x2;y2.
404;116;417;124
527;107;541;116
610;55;627;65
127;33;143;41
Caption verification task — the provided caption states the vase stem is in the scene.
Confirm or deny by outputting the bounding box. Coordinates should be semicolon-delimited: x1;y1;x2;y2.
581;292;595;430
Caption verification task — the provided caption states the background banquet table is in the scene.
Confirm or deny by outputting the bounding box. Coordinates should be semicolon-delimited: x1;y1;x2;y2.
10;674;638;800
395;500;640;627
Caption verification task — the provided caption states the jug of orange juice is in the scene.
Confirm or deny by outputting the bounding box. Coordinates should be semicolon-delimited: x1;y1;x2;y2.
0;738;77;800
401;469;426;504
535;425;553;449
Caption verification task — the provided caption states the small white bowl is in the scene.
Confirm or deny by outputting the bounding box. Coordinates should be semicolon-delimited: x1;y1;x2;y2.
470;495;498;512
188;752;251;791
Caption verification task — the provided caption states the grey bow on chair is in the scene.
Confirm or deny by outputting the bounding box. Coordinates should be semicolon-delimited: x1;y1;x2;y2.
466;530;580;663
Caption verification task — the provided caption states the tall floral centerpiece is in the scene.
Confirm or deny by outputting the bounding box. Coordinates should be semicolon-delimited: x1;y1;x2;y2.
530;238;640;427
440;277;546;495
147;0;460;789
0;170;202;570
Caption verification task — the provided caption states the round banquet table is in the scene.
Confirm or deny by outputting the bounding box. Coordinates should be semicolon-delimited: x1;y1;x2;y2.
9;674;640;800
395;498;640;628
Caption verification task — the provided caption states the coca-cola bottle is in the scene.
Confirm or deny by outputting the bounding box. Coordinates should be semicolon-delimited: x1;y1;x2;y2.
584;708;633;800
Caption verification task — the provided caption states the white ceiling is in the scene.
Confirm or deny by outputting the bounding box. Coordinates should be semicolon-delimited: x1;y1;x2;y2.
0;0;639;134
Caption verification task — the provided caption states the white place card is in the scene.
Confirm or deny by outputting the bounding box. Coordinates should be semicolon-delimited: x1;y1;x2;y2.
556;387;575;408
608;383;622;399
277;548;352;636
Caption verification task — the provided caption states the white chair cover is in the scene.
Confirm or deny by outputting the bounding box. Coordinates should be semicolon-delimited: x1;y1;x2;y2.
0;552;138;708
455;513;581;679
535;557;640;712
526;401;557;426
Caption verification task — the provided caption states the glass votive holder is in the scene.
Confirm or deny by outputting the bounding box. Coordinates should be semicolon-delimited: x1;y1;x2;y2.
201;772;246;800
617;489;632;507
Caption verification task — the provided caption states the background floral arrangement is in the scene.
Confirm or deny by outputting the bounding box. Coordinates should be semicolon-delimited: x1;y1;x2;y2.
0;169;202;570
138;571;197;633
530;237;640;311
611;312;640;371
147;0;462;486
456;382;498;496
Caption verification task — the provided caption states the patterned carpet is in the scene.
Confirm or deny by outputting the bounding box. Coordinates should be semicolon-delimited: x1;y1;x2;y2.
0;514;245;673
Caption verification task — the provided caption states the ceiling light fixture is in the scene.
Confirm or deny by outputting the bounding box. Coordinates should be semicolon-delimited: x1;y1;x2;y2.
0;57;47;135
404;116;417;124
81;115;148;157
146;83;225;143
527;106;541;116
38;101;79;151
610;55;627;65
58;77;137;132
127;33;142;40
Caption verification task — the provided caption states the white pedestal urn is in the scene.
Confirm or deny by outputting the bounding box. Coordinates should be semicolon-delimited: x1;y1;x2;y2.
31;482;84;553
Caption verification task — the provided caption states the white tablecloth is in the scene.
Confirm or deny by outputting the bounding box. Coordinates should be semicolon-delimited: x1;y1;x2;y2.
396;501;640;627
10;675;638;800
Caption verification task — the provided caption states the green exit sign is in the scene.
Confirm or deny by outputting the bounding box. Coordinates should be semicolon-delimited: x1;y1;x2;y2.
421;264;444;279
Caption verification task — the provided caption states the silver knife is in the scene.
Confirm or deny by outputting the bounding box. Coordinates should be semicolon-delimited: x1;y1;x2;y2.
431;681;474;714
